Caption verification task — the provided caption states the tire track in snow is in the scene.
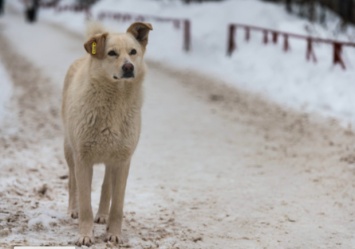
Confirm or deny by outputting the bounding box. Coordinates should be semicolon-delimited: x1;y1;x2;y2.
0;31;71;246
0;31;74;246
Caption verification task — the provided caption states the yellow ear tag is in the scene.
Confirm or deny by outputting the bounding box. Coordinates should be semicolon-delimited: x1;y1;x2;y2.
92;42;97;55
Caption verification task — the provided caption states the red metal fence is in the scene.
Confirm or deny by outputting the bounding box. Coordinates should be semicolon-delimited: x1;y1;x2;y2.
97;11;191;52
37;3;191;52
39;0;60;8
227;23;355;70
55;5;90;13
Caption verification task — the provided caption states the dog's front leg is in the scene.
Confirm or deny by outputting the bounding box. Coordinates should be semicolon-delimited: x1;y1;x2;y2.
95;164;112;224
106;160;130;244
75;157;94;246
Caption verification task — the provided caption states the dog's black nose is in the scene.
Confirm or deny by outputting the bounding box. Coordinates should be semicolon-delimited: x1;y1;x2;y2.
122;63;134;73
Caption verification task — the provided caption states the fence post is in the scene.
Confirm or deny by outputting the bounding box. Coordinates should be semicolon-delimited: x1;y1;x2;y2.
333;42;346;69
306;37;317;62
183;19;191;52
227;24;236;56
173;19;180;29
272;32;278;44
245;27;250;42
263;30;268;44
283;34;290;51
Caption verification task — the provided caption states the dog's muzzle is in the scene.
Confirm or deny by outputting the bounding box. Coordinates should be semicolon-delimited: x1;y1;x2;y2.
122;63;134;78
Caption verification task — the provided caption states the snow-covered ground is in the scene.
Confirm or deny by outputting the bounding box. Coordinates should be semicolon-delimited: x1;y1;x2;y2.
9;0;355;127
0;59;12;124
1;1;355;249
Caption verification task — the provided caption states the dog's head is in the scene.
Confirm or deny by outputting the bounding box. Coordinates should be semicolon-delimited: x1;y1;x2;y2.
84;22;153;82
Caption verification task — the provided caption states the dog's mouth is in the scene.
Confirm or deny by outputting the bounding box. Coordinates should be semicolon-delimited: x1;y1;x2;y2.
122;72;134;79
113;73;135;80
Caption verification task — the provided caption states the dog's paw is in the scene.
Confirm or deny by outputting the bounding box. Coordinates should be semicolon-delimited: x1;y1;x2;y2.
104;234;122;244
94;213;108;224
69;210;79;219
76;235;94;247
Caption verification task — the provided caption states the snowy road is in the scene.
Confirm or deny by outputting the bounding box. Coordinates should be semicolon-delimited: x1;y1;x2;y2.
1;9;355;249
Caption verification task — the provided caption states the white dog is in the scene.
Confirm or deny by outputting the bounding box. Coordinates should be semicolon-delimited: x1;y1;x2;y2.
61;22;152;246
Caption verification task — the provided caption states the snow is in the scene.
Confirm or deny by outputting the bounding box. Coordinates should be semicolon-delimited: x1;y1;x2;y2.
28;213;58;229
16;0;355;128
0;59;12;124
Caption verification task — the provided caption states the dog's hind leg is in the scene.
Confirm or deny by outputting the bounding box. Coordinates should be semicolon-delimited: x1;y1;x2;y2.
105;160;130;243
64;140;78;219
95;164;112;224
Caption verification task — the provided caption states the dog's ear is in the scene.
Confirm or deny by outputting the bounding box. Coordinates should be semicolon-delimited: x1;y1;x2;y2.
126;22;153;50
84;32;108;59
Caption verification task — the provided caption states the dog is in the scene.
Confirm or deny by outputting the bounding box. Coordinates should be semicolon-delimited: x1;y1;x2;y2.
61;21;152;246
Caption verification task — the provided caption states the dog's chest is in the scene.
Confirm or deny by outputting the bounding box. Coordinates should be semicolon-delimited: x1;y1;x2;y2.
75;89;141;158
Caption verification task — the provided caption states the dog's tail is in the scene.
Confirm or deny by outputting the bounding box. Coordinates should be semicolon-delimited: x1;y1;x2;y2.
86;21;106;38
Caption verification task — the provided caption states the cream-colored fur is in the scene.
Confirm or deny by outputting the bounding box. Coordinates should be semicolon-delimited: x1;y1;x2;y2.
61;22;152;246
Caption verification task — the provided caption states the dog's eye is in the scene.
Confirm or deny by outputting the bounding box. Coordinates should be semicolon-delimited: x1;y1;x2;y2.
129;49;137;55
108;50;117;56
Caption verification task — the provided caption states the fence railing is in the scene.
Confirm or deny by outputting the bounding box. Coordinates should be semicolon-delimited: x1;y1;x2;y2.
227;23;355;69
36;3;191;52
55;5;90;13
39;0;60;8
97;11;191;52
